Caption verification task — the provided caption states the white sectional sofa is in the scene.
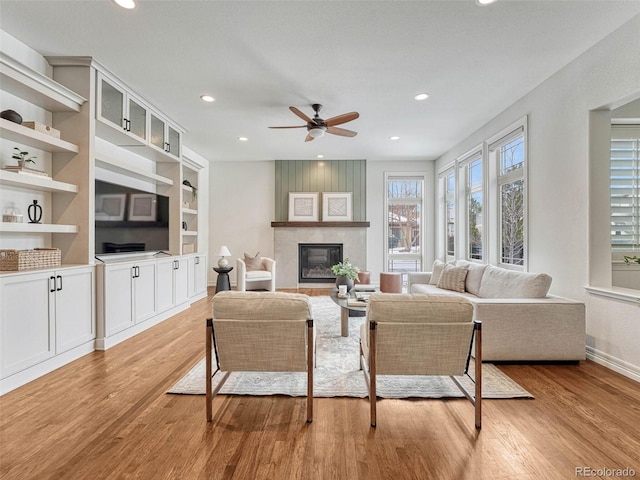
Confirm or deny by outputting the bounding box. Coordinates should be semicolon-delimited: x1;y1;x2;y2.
408;260;586;362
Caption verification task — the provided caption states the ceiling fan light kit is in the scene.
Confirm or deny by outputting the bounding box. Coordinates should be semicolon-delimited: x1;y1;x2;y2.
270;103;359;142
308;126;326;138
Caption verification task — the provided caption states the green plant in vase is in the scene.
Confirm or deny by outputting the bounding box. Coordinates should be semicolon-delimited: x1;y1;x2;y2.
12;147;36;168
331;258;359;291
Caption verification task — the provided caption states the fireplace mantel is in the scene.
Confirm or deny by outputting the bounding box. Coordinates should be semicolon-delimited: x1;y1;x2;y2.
271;221;370;228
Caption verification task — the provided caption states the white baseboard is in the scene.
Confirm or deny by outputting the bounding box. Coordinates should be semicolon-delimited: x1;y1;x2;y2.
586;346;640;383
0;341;95;396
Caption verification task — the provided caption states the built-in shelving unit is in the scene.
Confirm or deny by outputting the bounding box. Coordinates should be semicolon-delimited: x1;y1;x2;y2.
0;50;88;265
0;45;210;396
181;159;201;254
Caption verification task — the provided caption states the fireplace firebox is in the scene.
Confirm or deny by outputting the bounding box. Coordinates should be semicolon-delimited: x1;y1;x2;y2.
298;243;343;283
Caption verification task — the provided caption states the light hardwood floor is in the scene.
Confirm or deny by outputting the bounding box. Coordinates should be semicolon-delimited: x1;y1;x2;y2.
1;288;639;480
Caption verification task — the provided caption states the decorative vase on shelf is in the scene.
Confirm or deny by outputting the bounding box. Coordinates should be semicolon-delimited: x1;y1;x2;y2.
335;275;354;292
1;109;23;124
28;200;43;224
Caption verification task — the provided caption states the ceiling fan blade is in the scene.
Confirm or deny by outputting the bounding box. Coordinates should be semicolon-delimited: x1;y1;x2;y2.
290;106;313;123
268;125;307;129
304;133;315;142
325;112;359;127
327;126;358;137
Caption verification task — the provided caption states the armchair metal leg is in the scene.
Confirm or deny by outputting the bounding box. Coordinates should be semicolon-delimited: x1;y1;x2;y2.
206;319;213;422
369;322;377;427
474;320;482;430
307;319;314;423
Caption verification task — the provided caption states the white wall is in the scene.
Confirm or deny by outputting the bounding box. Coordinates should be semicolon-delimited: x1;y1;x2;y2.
435;15;640;381
209;161;275;286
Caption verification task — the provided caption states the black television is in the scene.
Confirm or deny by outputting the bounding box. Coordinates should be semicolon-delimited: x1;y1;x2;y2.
95;180;170;255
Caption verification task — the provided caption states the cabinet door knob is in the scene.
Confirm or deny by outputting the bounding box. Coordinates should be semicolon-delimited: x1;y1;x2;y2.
56;275;63;291
195;257;200;265
50;276;56;293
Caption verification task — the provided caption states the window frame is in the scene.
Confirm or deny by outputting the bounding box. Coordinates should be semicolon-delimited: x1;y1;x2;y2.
487;118;528;270
610;124;640;253
457;146;485;263
438;164;456;263
383;172;427;276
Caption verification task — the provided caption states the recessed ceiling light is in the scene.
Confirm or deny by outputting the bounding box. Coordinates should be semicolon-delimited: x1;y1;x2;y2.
316;154;324;159
113;0;136;9
238;137;248;142
390;136;400;141
414;93;429;101
476;0;497;5
200;95;215;102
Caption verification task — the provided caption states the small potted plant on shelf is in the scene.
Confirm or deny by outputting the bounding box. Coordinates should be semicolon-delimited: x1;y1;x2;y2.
12;147;36;169
331;258;359;291
623;255;640;265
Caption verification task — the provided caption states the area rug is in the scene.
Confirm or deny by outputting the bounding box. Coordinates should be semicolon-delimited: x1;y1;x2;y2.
168;296;533;399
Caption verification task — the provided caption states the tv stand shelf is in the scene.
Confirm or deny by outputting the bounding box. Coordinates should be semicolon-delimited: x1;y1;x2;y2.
96;221;169;228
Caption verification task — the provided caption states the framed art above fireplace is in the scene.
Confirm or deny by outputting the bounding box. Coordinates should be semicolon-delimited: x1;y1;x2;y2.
288;192;319;221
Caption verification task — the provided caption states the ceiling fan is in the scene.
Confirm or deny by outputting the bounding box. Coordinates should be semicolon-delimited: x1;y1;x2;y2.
269;104;359;142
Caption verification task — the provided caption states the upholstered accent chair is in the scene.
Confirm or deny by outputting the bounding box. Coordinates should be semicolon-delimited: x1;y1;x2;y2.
236;254;276;291
360;293;482;428
206;291;315;423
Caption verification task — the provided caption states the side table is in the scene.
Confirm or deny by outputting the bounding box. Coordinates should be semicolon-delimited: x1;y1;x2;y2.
213;266;233;293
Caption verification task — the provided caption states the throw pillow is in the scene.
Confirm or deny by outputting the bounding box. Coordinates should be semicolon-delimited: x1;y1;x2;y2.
244;252;264;271
437;264;468;293
428;260;446;285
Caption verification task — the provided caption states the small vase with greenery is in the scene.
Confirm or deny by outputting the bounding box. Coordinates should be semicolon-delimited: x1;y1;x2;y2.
12;147;36;168
331;258;359;291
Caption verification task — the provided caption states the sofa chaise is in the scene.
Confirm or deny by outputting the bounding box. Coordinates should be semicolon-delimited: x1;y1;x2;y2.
408;260;586;362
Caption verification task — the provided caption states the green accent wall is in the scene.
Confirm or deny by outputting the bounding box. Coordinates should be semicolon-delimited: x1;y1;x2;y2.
274;160;366;221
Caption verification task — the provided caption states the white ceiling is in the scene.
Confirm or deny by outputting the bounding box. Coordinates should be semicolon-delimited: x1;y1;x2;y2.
1;1;639;163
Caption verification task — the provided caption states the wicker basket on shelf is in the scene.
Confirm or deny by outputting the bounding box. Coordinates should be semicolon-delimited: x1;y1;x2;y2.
0;248;62;271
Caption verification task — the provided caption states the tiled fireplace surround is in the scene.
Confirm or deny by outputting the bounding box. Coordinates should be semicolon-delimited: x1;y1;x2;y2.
274;226;367;289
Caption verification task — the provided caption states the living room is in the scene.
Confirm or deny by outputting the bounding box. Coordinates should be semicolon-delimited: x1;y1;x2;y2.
1;1;640;479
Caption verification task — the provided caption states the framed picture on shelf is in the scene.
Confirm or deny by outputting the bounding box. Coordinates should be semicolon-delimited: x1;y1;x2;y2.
128;193;157;221
95;193;126;221
322;192;352;221
288;192;319;221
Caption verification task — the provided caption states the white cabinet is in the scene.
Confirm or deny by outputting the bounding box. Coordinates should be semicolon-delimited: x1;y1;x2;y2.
96;73;148;145
150;111;181;160
54;267;95;353
188;254;208;299
100;259;157;337
0;266;95;379
157;256;189;313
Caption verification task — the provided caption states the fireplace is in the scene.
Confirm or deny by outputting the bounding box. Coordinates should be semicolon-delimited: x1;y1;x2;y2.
298;243;342;283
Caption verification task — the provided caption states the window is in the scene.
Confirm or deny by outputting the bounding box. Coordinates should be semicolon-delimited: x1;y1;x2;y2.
611;126;640;251
385;174;426;275
466;156;484;260
496;134;525;266
445;169;456;259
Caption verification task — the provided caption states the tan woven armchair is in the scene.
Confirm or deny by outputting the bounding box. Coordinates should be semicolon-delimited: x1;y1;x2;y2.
206;291;315;423
360;293;482;428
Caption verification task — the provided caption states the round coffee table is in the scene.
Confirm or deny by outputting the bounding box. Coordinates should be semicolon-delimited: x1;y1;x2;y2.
329;288;368;337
